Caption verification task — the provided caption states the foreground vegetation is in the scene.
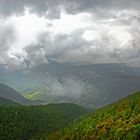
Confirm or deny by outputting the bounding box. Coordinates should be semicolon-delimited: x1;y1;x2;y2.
46;92;140;140
0;102;87;140
1;92;140;140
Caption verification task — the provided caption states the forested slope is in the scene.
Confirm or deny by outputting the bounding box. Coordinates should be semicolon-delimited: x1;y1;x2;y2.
0;103;88;140
47;92;140;140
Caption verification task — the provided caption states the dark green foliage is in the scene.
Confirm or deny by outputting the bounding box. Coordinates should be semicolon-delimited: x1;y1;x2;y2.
48;92;140;140
0;103;87;140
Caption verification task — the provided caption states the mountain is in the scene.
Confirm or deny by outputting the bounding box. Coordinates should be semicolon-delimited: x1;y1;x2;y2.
0;83;31;104
47;92;140;140
24;62;140;108
0;83;45;105
0;103;88;140
1;63;140;108
0;97;19;107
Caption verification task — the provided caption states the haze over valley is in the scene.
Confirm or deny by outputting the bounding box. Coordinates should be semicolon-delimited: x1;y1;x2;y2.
1;62;140;108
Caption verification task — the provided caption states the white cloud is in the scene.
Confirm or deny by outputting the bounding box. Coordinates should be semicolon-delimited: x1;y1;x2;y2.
47;9;92;34
0;6;140;70
7;8;47;52
82;30;102;41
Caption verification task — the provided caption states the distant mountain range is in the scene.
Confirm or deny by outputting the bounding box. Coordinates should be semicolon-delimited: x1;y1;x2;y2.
0;62;140;108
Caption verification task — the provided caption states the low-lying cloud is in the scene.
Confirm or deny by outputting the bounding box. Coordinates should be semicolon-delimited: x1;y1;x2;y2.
37;74;99;106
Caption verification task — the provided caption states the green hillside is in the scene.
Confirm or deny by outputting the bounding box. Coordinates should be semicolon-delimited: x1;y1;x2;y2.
47;92;140;140
0;103;88;140
0;97;19;107
23;86;50;100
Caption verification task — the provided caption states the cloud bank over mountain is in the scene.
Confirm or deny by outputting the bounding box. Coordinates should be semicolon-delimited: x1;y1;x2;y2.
0;0;140;70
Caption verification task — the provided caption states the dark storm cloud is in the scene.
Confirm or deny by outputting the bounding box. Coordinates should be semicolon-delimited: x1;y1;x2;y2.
1;0;140;16
67;0;140;11
0;0;60;18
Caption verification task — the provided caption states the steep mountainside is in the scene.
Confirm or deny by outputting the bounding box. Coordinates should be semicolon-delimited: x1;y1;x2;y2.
47;92;140;140
0;83;31;104
0;97;19;107
0;103;88;140
0;83;45;105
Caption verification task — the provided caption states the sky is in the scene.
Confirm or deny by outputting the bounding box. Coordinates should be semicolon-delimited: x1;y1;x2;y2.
0;0;140;70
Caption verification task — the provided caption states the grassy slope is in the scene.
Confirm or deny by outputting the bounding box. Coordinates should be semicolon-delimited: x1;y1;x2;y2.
23;86;50;100
0;97;19;107
0;103;88;140
47;92;140;140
